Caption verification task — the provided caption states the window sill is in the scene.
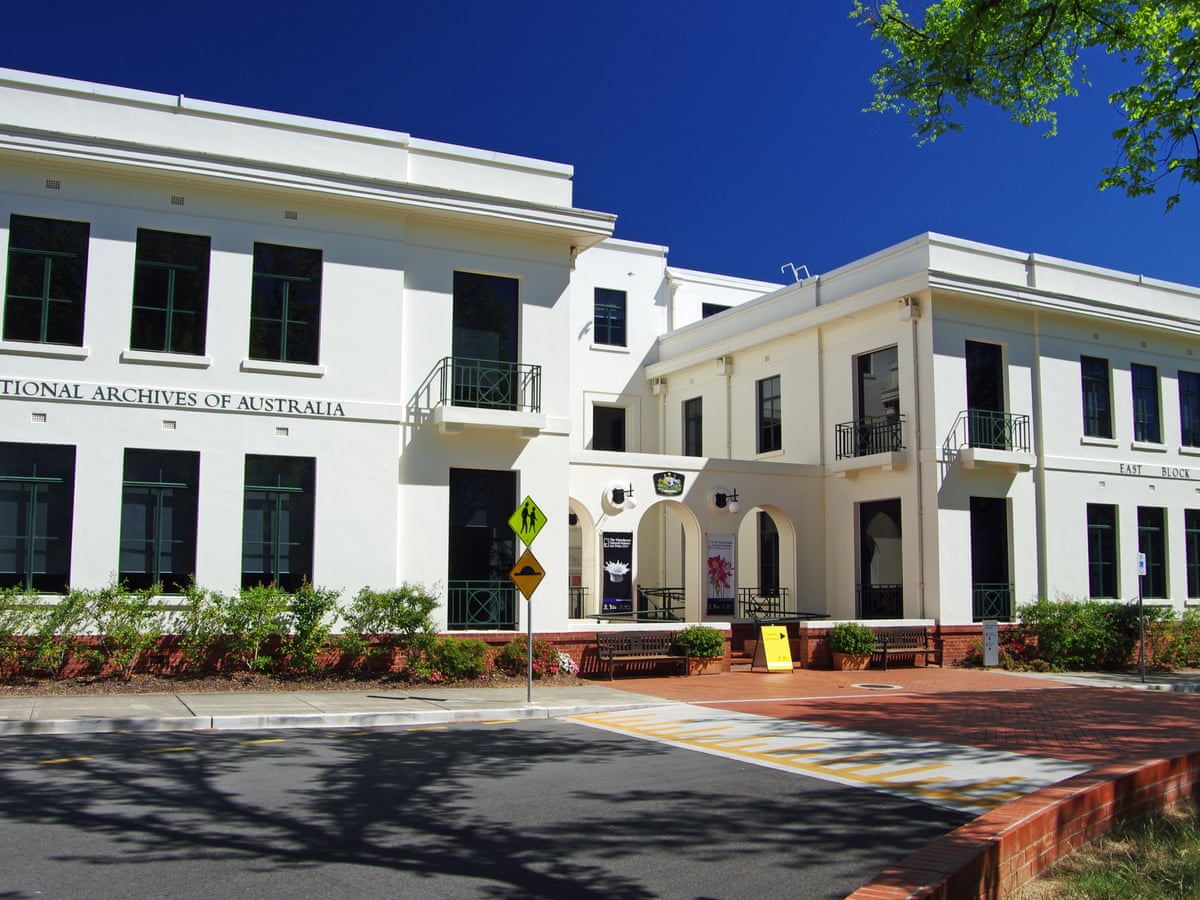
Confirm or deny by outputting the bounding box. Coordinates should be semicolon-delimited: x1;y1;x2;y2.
240;359;326;378
756;449;785;460
121;349;212;369
0;339;89;360
1180;445;1200;457
1130;440;1168;453
590;343;630;354
1079;435;1118;448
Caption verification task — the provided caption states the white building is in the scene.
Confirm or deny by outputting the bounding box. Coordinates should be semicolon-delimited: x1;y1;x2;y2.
1;69;1198;654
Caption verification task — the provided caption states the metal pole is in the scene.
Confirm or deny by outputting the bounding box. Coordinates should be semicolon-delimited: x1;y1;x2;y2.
527;598;533;703
1139;580;1146;684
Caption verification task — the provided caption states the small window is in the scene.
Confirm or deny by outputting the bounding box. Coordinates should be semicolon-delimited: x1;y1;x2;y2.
593;406;626;451
593;288;626;347
1086;504;1117;599
1132;363;1161;443
0;442;75;591
1137;506;1167;599
757;375;782;454
241;455;315;592
1080;356;1113;439
120;449;199;592
3;214;90;346
683;397;703;456
130;229;210;355
702;302;730;319
249;243;322;364
1180;371;1200;447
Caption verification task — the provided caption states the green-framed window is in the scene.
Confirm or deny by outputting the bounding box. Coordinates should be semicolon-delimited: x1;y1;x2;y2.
1081;356;1113;439
757;375;782;453
593;288;626;347
1187;509;1200;599
119;449;199;592
249;243;322;364
683;397;703;456
1132;363;1161;444
3;214;89;346
1138;506;1167;599
130;229;210;355
1180;371;1200;448
0;442;75;591
1086;503;1118;599
241;455;314;592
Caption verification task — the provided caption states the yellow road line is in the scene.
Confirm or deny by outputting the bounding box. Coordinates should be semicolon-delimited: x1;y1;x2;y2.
240;738;286;745
38;756;92;765
142;746;194;755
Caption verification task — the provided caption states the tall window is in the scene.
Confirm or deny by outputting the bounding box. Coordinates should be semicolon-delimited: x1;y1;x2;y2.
683;397;703;456
3;214;89;346
249;243;322;364
119;449;199;592
1180;371;1200;447
1137;506;1167;599
856;345;900;420
1080;356;1113;439
1187;509;1200;599
0;442;75;591
758;511;779;594
593;288;626;347
130;229;210;355
1132;363;1161;443
242;455;315;592
593;405;626;451
757;375;782;453
1086;504;1118;599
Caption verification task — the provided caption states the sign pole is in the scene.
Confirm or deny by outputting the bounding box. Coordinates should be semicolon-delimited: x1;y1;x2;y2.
1137;552;1147;683
527;598;533;703
507;495;547;705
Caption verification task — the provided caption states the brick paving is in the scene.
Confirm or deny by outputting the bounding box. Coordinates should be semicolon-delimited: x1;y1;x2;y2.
610;667;1200;766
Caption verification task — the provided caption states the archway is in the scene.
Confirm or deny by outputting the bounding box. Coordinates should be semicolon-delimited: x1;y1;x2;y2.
567;498;596;619
735;504;799;617
634;499;704;621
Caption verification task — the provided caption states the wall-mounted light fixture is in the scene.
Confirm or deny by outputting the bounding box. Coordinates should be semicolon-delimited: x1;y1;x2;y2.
710;487;740;514
603;482;638;512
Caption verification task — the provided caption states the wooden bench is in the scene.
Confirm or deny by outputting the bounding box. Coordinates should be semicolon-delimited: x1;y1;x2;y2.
872;626;940;670
596;631;688;679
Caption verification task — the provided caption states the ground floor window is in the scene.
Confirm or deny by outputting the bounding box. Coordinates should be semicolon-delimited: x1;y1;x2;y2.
0;442;75;591
858;498;902;618
1086;504;1118;599
1186;509;1200;600
447;467;517;629
970;496;1012;621
241;455;315;592
1137;506;1167;599
120;449;199;592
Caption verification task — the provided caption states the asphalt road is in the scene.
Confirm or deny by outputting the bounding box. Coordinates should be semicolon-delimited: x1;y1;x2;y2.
0;720;971;898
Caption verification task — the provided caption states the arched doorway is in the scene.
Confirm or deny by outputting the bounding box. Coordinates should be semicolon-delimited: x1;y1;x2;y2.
735;505;799;618
634;499;704;621
567;499;595;619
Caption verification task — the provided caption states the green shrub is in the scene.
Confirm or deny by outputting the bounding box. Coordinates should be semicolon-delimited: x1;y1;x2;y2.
409;637;491;683
337;583;439;669
223;583;289;672
285;582;339;673
1016;596;1174;671
0;585;38;675
92;581;169;680
27;588;93;676
672;625;725;658
827;622;875;655
177;581;229;673
494;637;562;678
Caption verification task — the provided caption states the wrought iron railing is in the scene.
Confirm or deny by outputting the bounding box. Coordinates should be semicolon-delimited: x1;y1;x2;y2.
942;409;1031;458
569;585;588;619
415;357;541;413
738;587;788;619
447;580;518;630
857;584;903;619
973;583;1014;621
637;587;686;621
835;415;905;460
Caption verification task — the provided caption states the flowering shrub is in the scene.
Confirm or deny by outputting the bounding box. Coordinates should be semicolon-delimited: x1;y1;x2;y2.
556;651;580;675
495;638;564;678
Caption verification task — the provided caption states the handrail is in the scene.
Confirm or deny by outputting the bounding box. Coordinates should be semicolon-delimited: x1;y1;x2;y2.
835;415;905;460
413;357;542;414
942;409;1031;459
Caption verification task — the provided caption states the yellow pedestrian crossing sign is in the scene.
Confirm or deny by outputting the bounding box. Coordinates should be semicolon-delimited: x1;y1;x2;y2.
508;496;547;545
510;548;545;600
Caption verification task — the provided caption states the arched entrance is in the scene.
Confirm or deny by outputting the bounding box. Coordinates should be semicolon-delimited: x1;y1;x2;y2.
634;499;704;621
735;504;799;618
567;498;596;619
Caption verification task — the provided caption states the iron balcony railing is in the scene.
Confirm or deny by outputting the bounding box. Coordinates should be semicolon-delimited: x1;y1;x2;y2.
973;583;1014;622
447;580;517;630
569;585;588;619
857;584;903;619
637;587;686;621
835;415;905;460
416;357;542;414
943;409;1031;457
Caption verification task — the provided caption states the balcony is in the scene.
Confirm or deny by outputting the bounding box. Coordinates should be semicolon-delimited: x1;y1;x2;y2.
416;357;545;436
831;415;907;475
943;409;1035;470
973;582;1014;622
447;580;518;630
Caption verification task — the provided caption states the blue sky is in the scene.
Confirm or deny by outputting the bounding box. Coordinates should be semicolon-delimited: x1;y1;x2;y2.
6;1;1197;287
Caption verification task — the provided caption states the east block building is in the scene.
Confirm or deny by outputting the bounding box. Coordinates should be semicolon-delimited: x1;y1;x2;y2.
2;68;1198;646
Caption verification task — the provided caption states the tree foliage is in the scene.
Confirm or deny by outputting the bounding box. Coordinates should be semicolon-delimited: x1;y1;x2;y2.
852;1;1200;209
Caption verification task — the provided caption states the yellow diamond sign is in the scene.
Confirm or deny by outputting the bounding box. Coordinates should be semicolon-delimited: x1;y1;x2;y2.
508;495;547;545
510;548;545;600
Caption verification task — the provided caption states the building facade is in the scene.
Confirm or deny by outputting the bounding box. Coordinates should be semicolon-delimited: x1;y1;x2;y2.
2;69;1198;642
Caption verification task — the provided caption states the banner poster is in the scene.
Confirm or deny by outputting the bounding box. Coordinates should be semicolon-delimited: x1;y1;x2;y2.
602;532;634;613
706;533;736;615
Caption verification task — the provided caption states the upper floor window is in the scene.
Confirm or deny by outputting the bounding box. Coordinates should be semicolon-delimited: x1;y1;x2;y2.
593;288;626;347
3;214;89;346
250;243;322;365
757;375;782;454
593;405;627;451
1080;356;1113;439
683;397;703;456
1131;363;1161;444
856;345;900;420
0;441;75;591
702;302;730;318
131;229;210;356
1180;370;1200;447
120;449;199;592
